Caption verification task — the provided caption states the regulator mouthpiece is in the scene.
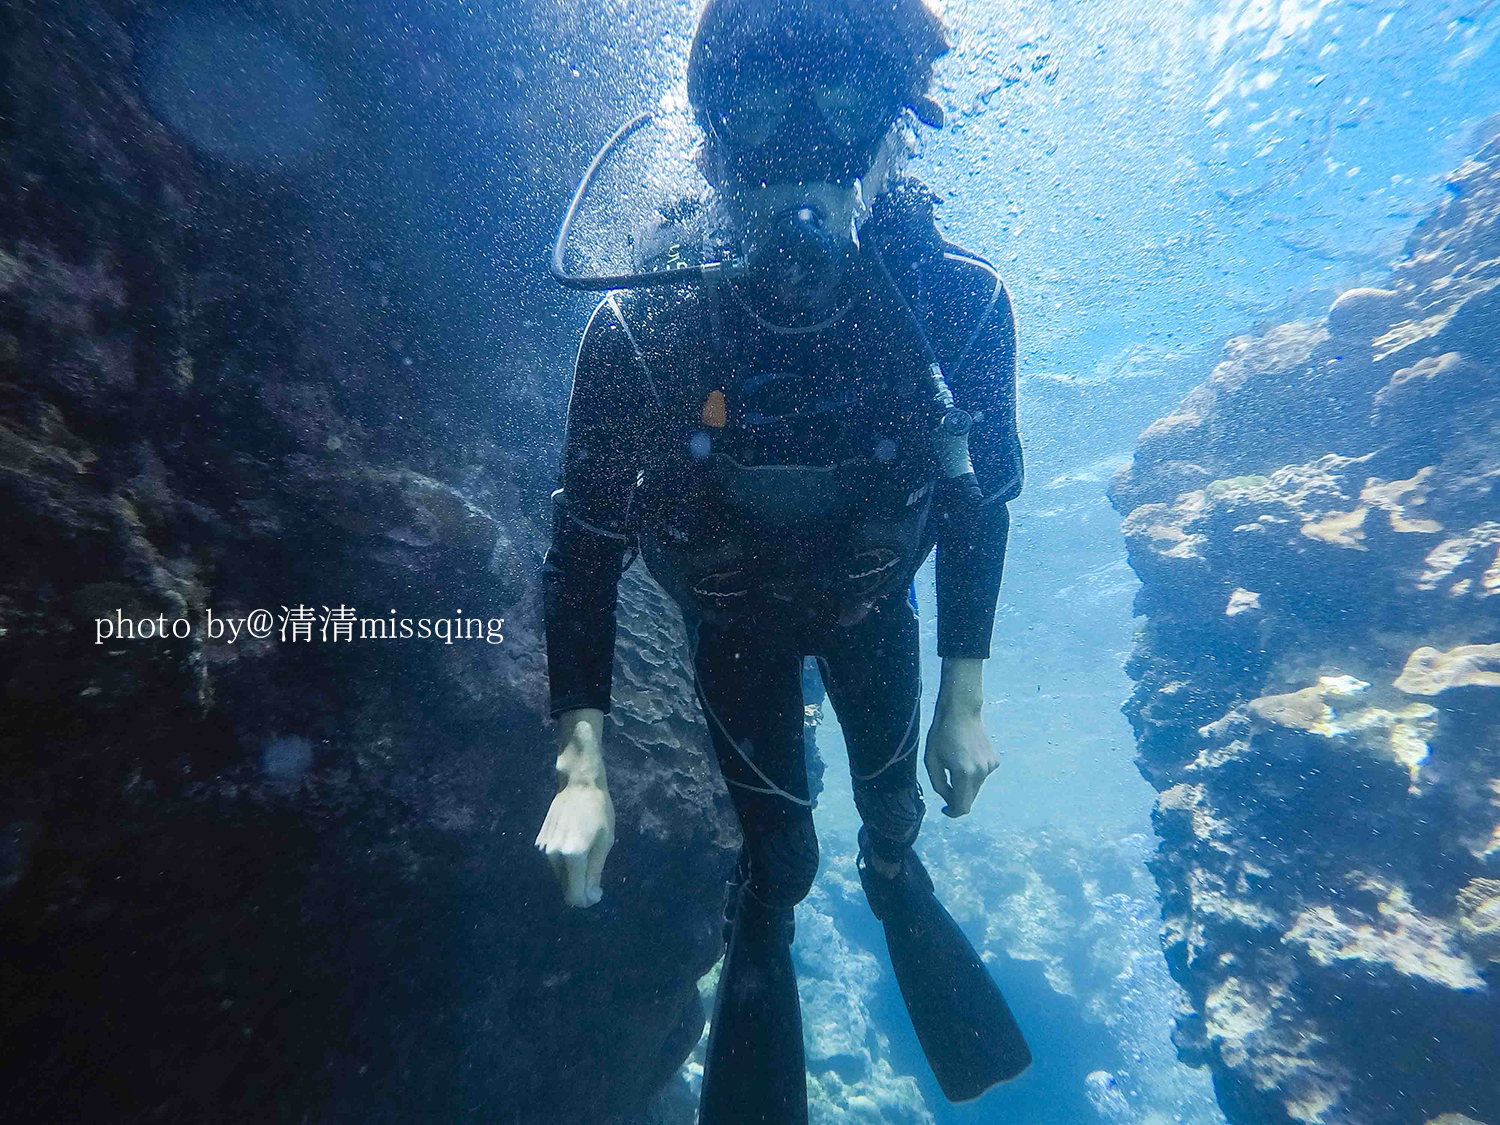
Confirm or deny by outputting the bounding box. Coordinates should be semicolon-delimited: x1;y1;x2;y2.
753;205;854;297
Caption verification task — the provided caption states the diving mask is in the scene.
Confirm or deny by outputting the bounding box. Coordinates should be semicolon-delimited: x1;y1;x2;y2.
695;60;920;303
701;71;900;186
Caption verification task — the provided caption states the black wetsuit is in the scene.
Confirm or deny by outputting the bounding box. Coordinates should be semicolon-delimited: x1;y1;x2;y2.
543;187;1023;909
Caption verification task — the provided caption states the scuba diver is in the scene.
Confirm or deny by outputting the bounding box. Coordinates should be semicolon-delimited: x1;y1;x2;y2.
534;0;1030;1119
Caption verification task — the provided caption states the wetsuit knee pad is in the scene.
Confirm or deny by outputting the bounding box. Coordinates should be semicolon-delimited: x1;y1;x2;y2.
742;816;820;912
852;777;926;864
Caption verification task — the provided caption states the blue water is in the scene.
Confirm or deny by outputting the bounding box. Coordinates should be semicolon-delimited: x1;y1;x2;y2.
924;0;1500;369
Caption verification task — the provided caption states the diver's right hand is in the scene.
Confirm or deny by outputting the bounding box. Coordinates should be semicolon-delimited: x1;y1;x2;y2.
535;708;616;908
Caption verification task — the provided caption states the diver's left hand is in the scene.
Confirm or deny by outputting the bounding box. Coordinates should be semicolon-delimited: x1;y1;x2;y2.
924;658;998;817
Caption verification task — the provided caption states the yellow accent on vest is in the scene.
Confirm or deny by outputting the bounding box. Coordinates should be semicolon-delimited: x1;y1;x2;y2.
702;389;727;428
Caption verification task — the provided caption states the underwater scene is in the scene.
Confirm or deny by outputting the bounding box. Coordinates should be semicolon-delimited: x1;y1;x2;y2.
3;0;1499;1123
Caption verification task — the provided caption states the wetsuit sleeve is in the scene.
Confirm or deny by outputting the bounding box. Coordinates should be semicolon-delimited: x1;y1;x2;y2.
934;272;1023;660
542;296;658;716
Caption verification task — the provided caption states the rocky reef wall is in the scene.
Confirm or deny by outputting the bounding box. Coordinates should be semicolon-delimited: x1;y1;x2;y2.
1;3;734;1121
1112;130;1500;1125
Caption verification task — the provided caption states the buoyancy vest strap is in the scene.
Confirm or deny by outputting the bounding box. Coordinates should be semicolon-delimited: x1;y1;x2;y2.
867;246;978;489
605;292;663;411
942;250;1005;382
869;245;944;378
692;242;737;369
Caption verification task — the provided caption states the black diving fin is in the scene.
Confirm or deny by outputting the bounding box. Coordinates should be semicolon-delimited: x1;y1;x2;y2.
698;883;808;1125
858;828;1032;1102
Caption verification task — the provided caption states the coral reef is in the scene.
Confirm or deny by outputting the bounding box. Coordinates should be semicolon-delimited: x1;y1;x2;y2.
1112;129;1500;1124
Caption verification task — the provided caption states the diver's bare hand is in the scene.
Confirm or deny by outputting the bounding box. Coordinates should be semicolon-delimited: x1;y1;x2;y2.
535;708;616;907
924;658;997;817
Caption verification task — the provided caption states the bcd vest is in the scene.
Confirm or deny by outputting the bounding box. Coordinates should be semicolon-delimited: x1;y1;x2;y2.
635;249;949;628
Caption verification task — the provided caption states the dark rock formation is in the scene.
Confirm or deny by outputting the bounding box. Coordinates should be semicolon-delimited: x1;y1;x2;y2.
1112;130;1500;1124
1;2;734;1121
